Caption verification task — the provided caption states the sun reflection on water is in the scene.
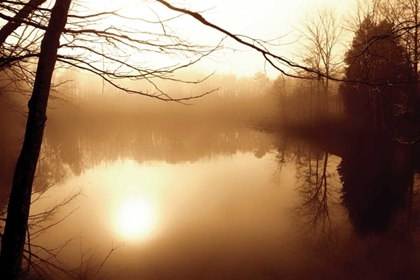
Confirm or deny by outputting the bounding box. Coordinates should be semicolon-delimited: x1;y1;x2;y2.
114;196;156;240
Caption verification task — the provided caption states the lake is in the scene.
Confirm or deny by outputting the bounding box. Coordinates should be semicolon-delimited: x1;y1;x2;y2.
2;116;420;279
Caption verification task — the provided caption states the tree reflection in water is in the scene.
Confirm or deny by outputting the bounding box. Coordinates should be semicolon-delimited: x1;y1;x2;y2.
3;104;420;278
274;136;341;239
295;150;335;237
339;141;414;237
276;134;420;279
1;120;277;279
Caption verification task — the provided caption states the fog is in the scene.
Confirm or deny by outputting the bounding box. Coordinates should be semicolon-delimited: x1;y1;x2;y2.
2;67;420;279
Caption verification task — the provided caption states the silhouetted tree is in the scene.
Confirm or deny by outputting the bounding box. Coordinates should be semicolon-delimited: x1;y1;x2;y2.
380;0;420;106
0;1;73;278
340;16;414;129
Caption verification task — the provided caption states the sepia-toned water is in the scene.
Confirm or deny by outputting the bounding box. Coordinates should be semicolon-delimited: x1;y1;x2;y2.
2;116;420;279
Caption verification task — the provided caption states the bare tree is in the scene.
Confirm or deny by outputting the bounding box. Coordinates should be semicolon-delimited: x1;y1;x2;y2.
344;0;384;32
298;6;344;116
0;1;73;278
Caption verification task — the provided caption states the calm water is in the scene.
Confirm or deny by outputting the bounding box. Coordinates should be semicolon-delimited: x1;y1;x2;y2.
2;119;420;279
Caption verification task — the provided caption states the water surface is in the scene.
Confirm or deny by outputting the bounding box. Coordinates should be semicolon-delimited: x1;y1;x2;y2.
3;120;420;279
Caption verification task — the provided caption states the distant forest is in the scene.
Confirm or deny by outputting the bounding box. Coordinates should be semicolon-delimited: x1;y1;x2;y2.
0;69;280;126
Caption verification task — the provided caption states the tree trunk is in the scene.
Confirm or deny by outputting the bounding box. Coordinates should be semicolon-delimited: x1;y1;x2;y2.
415;6;420;110
324;72;329;114
0;0;71;278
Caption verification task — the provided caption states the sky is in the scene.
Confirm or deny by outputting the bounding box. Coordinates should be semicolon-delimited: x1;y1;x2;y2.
191;0;356;77
84;0;358;78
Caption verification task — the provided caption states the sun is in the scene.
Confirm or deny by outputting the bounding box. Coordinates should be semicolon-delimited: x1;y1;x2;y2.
114;197;156;240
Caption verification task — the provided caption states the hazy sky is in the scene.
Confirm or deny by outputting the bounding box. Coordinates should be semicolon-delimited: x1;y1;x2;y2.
190;0;356;77
86;0;358;78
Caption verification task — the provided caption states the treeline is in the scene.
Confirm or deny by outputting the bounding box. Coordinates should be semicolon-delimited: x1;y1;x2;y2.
265;0;420;141
44;69;280;126
268;77;340;123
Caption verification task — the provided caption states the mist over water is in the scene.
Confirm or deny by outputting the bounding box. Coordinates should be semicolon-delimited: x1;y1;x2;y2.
1;75;420;279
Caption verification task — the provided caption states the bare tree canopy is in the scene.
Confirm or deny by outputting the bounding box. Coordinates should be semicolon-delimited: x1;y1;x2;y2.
0;0;228;102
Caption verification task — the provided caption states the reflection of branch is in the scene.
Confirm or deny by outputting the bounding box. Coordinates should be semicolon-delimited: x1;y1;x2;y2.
21;187;81;278
10;184;125;279
293;148;336;240
23;245;77;279
29;190;81;238
31;207;79;240
91;241;126;280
